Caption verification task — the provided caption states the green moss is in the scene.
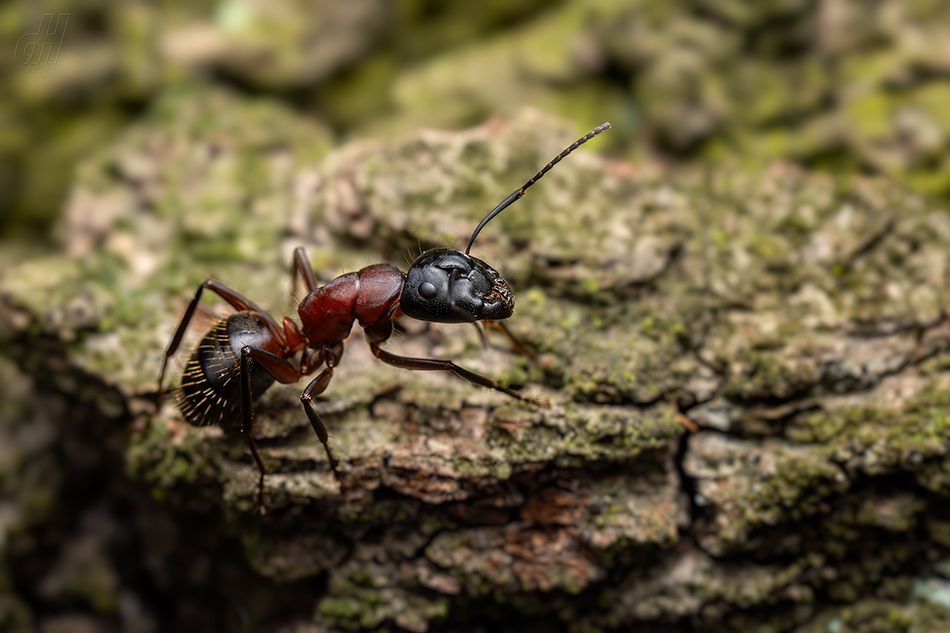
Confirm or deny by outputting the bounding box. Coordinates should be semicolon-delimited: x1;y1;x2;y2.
318;596;365;623
745;232;789;260
798;383;950;469
726;351;819;401
125;420;218;502
67;575;118;615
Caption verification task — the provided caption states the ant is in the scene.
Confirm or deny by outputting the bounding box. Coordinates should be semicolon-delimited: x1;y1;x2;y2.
156;122;611;513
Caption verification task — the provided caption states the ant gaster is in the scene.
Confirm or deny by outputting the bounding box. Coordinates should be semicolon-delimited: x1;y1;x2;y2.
156;122;611;513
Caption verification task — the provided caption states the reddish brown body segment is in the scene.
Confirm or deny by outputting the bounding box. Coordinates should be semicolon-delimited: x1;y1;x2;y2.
298;264;403;346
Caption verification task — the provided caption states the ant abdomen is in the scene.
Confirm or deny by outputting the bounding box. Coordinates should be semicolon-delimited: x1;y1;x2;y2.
177;311;277;428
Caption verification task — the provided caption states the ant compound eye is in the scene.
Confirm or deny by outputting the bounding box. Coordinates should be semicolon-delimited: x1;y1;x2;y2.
418;281;438;300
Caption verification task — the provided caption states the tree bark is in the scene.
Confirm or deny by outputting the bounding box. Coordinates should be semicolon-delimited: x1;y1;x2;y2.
2;89;949;632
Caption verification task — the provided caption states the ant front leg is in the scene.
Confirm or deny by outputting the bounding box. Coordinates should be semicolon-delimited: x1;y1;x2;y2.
157;279;287;409
484;321;552;369
365;321;548;407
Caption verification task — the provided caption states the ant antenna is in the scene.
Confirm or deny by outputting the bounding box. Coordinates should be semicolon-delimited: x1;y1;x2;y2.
465;122;611;255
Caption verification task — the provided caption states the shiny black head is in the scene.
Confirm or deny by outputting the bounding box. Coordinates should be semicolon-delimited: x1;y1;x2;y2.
400;248;514;323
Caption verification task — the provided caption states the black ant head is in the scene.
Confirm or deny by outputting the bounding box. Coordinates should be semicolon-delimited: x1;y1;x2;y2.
401;248;514;323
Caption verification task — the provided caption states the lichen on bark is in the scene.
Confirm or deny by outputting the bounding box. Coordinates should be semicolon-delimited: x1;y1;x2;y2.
3;89;950;631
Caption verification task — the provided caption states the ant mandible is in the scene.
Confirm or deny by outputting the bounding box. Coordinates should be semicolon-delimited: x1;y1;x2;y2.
156;122;611;513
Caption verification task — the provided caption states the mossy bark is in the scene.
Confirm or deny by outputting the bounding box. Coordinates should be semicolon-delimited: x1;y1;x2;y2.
2;89;950;632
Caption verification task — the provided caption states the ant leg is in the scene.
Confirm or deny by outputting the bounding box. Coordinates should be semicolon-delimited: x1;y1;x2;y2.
299;367;342;481
291;246;318;295
485;321;551;369
238;346;304;515
369;343;548;407
157;279;287;410
470;322;489;353
239;347;268;515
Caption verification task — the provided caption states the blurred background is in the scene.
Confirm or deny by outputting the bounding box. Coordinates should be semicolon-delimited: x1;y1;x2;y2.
3;0;950;254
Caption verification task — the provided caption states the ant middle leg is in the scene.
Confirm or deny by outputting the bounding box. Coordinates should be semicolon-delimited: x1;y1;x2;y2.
299;366;342;482
239;345;304;515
